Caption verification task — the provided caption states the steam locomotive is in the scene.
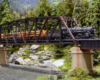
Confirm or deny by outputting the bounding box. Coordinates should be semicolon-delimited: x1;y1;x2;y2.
1;26;97;40
61;26;97;39
46;26;97;39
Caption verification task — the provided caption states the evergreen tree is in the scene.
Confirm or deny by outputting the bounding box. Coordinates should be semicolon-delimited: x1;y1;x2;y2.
87;0;100;36
64;0;74;16
25;10;35;18
0;0;9;23
12;11;20;20
73;0;82;26
36;0;52;16
0;4;13;24
54;1;64;16
80;0;89;26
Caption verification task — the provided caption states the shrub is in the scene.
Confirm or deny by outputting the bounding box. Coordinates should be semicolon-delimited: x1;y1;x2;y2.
93;50;100;65
70;67;87;78
69;67;93;80
57;73;65;79
44;75;54;80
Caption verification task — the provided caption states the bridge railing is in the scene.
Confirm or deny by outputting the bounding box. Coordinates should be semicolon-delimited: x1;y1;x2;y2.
0;16;78;45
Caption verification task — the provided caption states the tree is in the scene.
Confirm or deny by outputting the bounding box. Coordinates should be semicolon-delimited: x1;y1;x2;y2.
25;10;35;18
80;0;89;26
53;1;64;16
36;0;52;16
87;0;100;36
64;0;74;16
12;11;20;20
73;0;89;27
0;4;13;25
0;0;9;23
73;0;82;26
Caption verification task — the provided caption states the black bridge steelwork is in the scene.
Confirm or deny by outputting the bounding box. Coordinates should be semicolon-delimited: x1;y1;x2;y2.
0;16;78;45
0;16;100;50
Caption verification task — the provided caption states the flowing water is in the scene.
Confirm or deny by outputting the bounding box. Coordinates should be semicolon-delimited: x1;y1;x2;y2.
0;66;47;80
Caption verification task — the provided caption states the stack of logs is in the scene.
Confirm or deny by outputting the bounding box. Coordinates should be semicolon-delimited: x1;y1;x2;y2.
1;30;47;39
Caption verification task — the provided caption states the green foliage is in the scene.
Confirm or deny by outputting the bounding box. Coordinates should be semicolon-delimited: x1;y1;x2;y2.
58;45;73;73
73;0;89;27
6;45;22;54
53;44;64;59
57;73;65;79
25;10;35;18
36;75;54;80
96;78;100;80
36;76;45;80
0;4;13;25
24;49;31;54
69;67;93;80
80;0;89;26
22;49;31;59
44;75;54;80
0;0;9;23
93;50;100;65
35;0;52;17
36;45;44;53
53;1;64;16
12;11;20;20
70;67;87;78
86;0;100;36
52;0;74;16
73;0;82;25
64;0;74;16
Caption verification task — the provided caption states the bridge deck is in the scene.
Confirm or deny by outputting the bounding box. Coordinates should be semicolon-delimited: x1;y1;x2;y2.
0;39;100;50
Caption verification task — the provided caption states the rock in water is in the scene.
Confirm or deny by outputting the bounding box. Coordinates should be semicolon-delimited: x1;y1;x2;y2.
38;62;57;69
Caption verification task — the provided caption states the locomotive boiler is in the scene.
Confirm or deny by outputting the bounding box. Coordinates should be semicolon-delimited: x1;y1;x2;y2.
61;26;97;39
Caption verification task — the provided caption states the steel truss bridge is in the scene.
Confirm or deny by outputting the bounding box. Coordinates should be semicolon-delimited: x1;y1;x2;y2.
0;16;100;50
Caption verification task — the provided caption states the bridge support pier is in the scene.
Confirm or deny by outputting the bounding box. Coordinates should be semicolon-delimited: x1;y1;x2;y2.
0;45;8;65
71;47;94;72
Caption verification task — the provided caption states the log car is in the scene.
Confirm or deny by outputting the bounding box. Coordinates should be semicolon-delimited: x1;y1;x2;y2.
1;30;47;39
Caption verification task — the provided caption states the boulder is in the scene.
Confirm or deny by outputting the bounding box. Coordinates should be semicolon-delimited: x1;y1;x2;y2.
8;53;19;63
17;52;26;56
40;56;50;60
46;53;52;57
38;62;57;69
29;55;39;60
35;51;44;55
30;45;39;50
52;59;64;67
15;57;25;65
30;50;36;54
39;59;44;63
24;59;34;66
